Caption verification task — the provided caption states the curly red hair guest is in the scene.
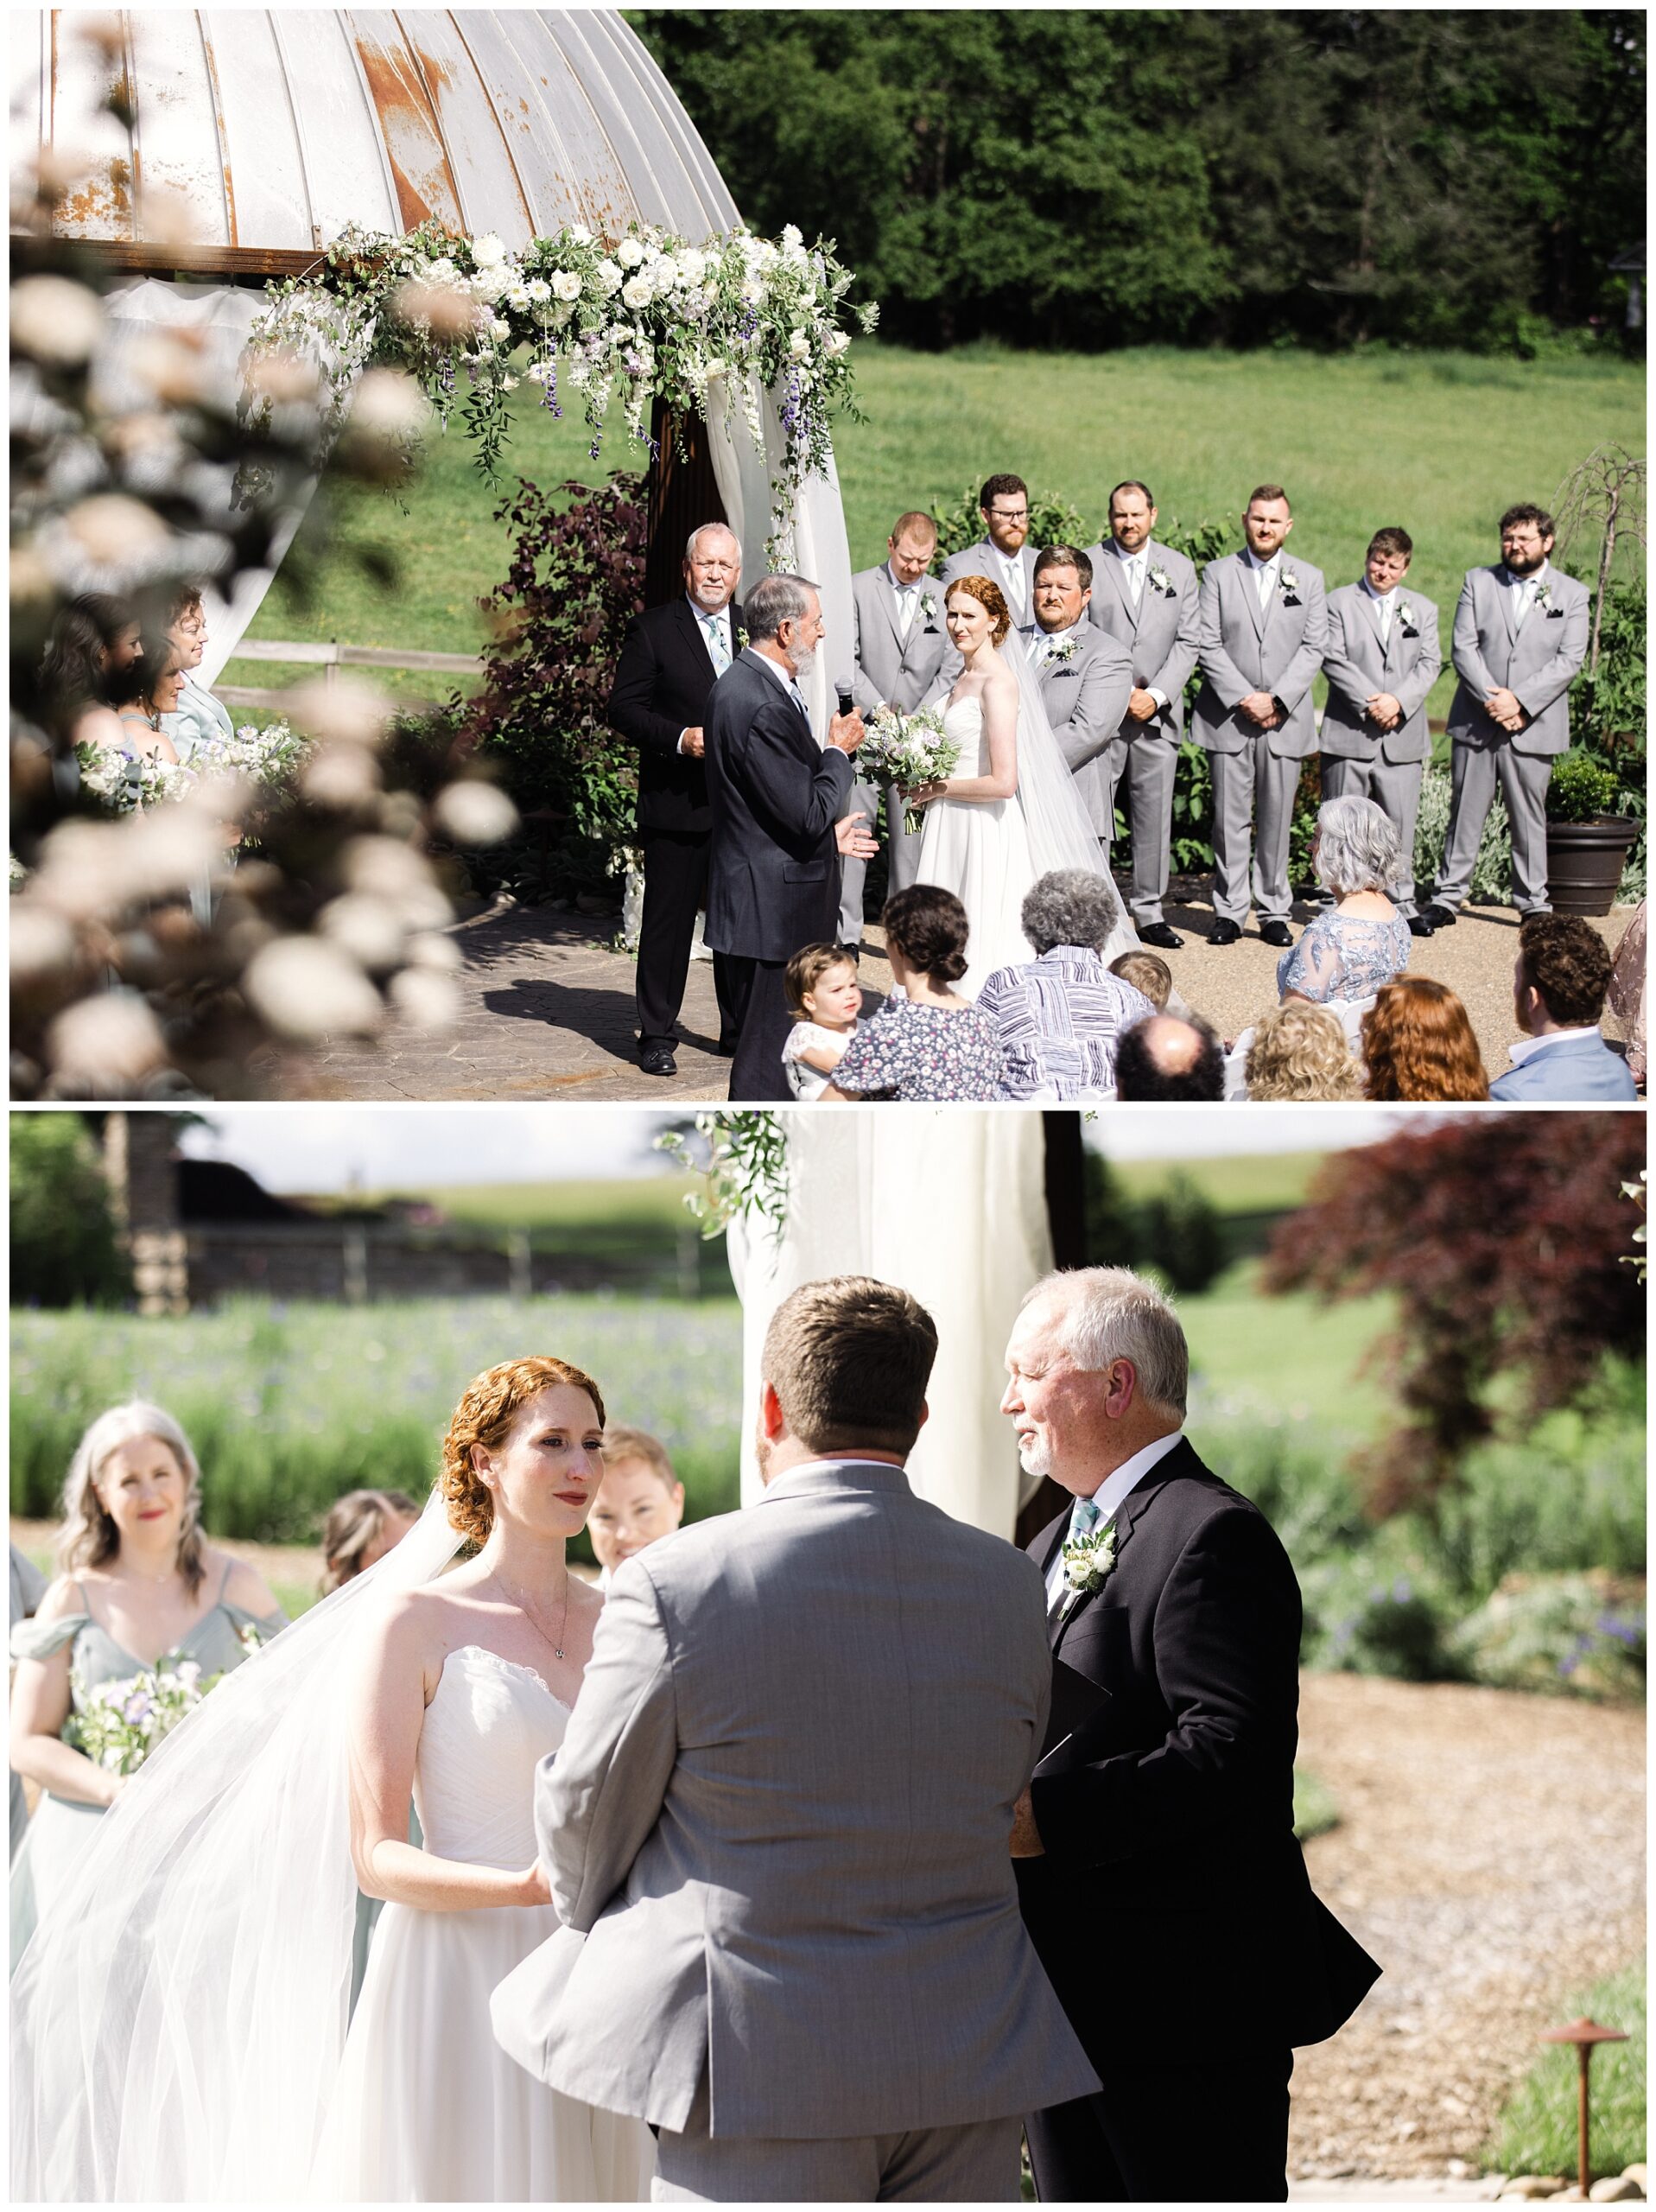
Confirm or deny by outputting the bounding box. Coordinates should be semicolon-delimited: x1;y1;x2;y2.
1361;978;1489;1100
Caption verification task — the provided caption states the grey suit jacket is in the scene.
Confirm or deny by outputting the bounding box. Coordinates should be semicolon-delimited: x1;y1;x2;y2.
1321;582;1443;763
491;1461;1098;2140
851;563;949;715
1191;550;1329;760
1033;623;1137;835
941;538;1039;633
1446;563;1589;757
1083;538;1201;740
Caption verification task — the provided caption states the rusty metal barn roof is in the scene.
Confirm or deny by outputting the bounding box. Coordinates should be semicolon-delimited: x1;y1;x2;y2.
10;9;740;274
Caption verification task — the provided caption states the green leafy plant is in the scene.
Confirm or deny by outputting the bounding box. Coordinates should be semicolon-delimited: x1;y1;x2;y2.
1488;1958;1646;2183
1413;761;1513;903
1450;1572;1646;1700
1546;747;1623;823
656;1112;790;1238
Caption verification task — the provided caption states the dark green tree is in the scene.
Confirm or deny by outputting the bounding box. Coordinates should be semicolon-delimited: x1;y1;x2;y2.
1134;1173;1228;1295
10;1115;129;1308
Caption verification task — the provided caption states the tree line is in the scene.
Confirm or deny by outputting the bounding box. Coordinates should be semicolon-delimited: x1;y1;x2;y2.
627;10;1645;353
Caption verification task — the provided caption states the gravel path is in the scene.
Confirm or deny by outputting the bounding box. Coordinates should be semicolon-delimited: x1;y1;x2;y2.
291;885;1634;1103
1290;1675;1645;2188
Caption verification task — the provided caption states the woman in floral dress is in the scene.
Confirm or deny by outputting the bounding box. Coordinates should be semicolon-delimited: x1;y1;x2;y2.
825;885;1008;1102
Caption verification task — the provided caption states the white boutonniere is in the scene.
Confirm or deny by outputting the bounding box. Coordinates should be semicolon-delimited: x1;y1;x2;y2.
1397;601;1418;636
736;626;750;650
1148;564;1175;598
1044;635;1081;665
920;591;939;623
1058;1520;1116;1618
1534;581;1557;615
1279;569;1301;604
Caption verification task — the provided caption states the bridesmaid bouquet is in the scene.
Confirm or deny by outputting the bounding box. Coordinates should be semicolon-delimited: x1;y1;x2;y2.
859;706;960;834
77;721;308;816
69;1661;208;1775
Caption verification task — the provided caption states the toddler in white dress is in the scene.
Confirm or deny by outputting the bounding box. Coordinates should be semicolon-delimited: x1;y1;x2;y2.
780;945;866;1100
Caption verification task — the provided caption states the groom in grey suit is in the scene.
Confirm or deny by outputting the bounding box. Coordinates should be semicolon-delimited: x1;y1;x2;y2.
1085;481;1201;945
941;473;1041;636
1321;526;1443;928
492;1276;1097;2203
1029;547;1135;848
1422;502;1590;925
1191;485;1328;946
841;511;951;941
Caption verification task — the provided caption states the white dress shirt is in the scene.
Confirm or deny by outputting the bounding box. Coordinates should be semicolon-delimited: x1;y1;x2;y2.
1043;1427;1186;1610
1245;546;1283;607
996;546;1028;621
887;563;921;635
1112;539;1168;709
745;643;809;718
1506;558;1549;630
678;596;736;754
1033;619;1082;669
1360;574;1395;645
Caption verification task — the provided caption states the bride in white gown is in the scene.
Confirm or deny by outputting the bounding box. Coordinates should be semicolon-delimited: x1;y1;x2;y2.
12;1356;652;2204
912;575;1142;998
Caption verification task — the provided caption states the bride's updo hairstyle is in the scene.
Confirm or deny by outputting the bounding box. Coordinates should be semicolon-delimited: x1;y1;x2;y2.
881;884;970;987
945;575;1012;645
441;1356;608;1546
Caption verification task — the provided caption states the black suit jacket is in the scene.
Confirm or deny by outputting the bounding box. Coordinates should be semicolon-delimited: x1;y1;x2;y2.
702;650;854;963
1017;1439;1380;2057
608;597;744;835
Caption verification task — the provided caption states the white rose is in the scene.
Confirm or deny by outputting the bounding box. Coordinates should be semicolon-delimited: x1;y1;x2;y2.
824;328;851;357
755;239;779;270
788;329;811;360
473;232;507;266
620;276;652;310
568;222;593;245
551;301;574;327
424;255;457;282
551;270;582;302
595;259;623;296
491;318;511;341
469;270;502;301
526;359;554;385
501;373;519;391
678;247;707;285
616;237;645;268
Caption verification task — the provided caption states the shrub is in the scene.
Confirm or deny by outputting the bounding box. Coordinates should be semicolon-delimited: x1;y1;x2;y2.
928;482;1087;563
1413;762;1513;903
1451;1573;1646;1700
1300;1551;1464;1681
1547;747;1624;823
1136;1173;1228;1295
10;1116;128;1309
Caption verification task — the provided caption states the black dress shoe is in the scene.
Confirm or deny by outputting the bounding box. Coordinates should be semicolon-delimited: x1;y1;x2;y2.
1209;918;1242;946
1139;922;1185;951
1418;901;1457;929
638;1045;677;1077
1406;913;1436;938
1259;920;1294;949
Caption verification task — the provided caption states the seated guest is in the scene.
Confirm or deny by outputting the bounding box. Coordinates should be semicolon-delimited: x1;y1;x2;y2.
588;1427;687;1592
1114;1014;1227;1102
1278;796;1412;1006
1244;1001;1364;1102
1361;978;1488;1100
1605;900;1646;1090
319;1490;421;1595
158;585;234;762
1109;950;1172;1009
780;944;866;1101
1489;912;1639;1100
977;871;1156;1101
824;885;1007;1101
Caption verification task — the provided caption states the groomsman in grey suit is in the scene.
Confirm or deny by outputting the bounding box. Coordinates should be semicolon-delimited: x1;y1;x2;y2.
492;1276;1098;2203
1028;547;1135;845
1421;503;1590;926
1321;527;1443;933
841;511;950;944
941;473;1041;636
1191;486;1328;946
1085;481;1201;948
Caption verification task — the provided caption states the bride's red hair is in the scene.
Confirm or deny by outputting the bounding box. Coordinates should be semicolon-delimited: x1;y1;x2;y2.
441;1356;607;1546
946;575;1012;645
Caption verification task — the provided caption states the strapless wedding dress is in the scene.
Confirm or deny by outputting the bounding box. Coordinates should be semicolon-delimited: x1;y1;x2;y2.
914;696;1040;997
313;1645;653;2202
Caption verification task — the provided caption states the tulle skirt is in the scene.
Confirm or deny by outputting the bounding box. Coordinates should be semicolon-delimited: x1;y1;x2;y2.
915;794;1037;1000
312;1898;654;2202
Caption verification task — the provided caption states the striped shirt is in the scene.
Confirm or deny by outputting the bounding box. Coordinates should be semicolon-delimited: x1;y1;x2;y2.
977;947;1156;1103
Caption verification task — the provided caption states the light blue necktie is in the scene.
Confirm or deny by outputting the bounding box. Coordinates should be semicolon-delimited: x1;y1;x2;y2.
788;681;809;721
1069;1496;1101;1543
702;613;731;674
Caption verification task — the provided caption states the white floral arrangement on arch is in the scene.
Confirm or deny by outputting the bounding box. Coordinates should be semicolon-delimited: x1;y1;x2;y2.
244;218;878;559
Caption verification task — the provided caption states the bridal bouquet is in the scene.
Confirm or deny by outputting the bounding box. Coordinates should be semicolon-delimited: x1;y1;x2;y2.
68;1660;209;1776
859;706;960;835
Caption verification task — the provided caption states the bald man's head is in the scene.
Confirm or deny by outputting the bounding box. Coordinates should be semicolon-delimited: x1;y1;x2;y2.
1114;1014;1226;1102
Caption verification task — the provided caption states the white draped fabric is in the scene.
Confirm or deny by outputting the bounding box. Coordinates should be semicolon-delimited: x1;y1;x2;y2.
726;1113;1052;1537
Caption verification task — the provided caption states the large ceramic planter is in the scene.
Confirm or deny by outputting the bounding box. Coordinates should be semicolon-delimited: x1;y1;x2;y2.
1545;813;1640;917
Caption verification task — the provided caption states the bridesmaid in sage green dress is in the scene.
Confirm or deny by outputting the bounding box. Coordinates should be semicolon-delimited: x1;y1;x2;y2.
9;1402;286;1971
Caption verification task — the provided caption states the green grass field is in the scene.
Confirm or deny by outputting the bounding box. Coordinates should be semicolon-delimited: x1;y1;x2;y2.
1107;1149;1329;1218
235;341;1645;718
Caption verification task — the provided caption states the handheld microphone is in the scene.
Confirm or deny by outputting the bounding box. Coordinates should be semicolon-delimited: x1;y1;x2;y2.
834;677;855;719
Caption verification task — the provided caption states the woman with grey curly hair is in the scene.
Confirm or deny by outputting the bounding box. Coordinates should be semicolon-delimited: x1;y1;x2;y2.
976;869;1161;1100
1276;795;1413;1007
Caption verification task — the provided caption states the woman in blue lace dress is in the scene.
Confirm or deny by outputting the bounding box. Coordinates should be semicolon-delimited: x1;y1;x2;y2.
9;1403;285;1970
1277;796;1414;1007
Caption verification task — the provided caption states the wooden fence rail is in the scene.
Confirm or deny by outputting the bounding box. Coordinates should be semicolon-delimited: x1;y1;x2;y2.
218;638;482;711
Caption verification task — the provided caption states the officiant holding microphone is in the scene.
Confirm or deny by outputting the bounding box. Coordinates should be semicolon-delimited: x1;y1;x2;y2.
704;574;876;1101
